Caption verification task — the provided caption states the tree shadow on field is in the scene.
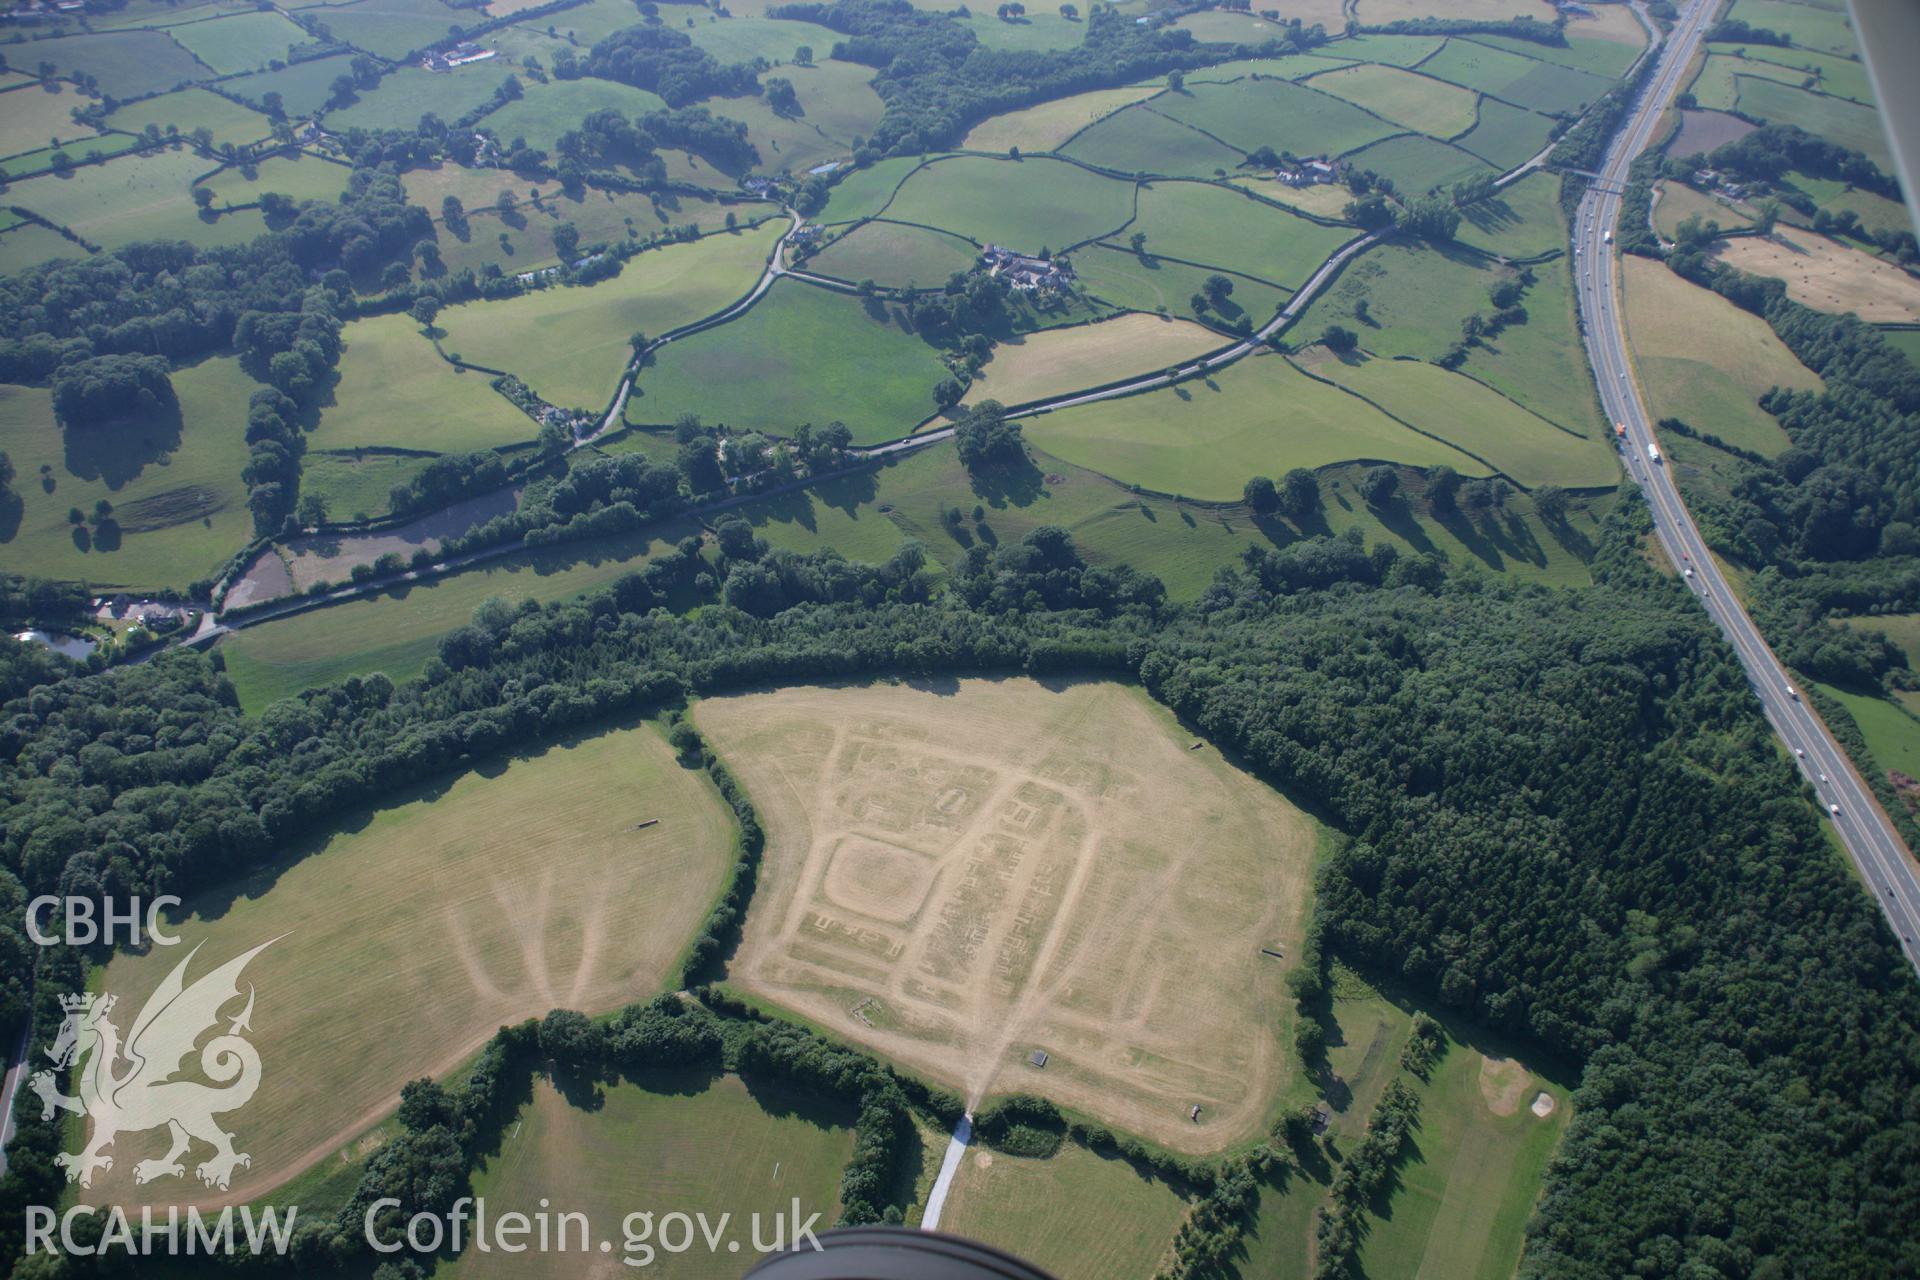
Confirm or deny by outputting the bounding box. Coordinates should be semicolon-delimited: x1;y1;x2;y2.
967;453;1046;510
739;1072;861;1133
1366;493;1441;558
62;402;183;490
903;672;961;696
1459;194;1521;240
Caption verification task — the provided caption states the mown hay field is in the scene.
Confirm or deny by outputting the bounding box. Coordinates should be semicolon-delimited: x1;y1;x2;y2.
1711;225;1920;324
961;84;1165;154
964;313;1221;407
697;677;1319;1152
93;724;736;1207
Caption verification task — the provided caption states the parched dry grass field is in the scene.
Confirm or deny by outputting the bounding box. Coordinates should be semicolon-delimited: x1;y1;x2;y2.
695;677;1319;1152
960;84;1166;154
963;312;1221;407
1711;225;1920;324
91;725;735;1207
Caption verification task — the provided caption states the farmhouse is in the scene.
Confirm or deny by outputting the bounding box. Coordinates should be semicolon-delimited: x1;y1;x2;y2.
422;42;498;72
982;244;1075;290
1277;158;1341;187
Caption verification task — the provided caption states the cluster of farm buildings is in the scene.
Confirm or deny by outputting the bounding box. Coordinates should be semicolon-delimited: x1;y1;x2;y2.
981;244;1075;289
421;41;498;72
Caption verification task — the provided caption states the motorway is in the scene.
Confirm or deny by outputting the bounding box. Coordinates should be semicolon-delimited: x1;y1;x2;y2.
1573;0;1920;970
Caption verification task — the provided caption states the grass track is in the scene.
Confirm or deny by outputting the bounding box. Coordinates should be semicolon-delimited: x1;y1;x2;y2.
93;722;736;1207
630;278;949;443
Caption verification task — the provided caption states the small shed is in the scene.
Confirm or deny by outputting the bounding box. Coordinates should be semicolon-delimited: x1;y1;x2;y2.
1028;1049;1049;1068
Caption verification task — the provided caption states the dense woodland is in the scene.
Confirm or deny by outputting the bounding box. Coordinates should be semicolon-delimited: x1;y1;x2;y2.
2;496;1917;1274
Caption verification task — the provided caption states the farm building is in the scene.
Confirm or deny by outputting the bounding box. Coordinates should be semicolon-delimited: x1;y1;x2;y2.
982;244;1076;290
422;43;498;72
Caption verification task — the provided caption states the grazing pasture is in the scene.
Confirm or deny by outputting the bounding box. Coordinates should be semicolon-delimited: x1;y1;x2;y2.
805;220;981;287
1453;169;1566;259
1120;180;1354;287
475;78;668;152
327;65;520;133
453;1073;854;1280
1818;685;1920;804
1712;226;1920;324
165;9;313;73
965;313;1221;406
1153;76;1399;157
0;223;84;276
962;84;1165;154
302;0;474;59
223;52;354;115
92;724;735;1208
630;280;949;442
298;451;433;523
1174;7;1294;43
1339;132;1494;195
104;88;274;149
0;83;98;159
1684;53;1806;112
1667;106;1758;155
1708;44;1873;106
1356;0;1556;22
1470;29;1641;78
686;14;843;64
1057;103;1245;179
1073;242;1291;328
439;224;781;410
1418;38;1614;115
1308;353;1618;488
950;8;1087;52
0;359;258;590
1027;351;1488;499
1735;78;1891;170
1782;173;1911;239
1452;96;1557;169
200;151;353;207
814;154;928;224
1621;256;1817;455
1727;0;1857;55
1305;63;1481;138
24;30;211;97
938;1144;1190;1280
1314;33;1448;67
697;677;1318;1151
709;64;888;177
217;521;696;707
10;149;269;254
315;312;534;454
1653;181;1754;238
881;155;1135;250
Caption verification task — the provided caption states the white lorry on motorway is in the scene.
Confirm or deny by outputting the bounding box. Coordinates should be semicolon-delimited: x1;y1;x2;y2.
1647;442;1661;462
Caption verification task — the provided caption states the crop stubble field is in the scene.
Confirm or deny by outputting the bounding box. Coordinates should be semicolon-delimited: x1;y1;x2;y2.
91;725;735;1207
695;678;1318;1152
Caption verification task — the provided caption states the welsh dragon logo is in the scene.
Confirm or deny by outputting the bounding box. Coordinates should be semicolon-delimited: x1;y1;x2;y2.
31;939;276;1191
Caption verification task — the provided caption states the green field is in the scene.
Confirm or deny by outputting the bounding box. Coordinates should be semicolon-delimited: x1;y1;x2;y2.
104;88;274;149
961;84;1165;154
0;83;99;159
1340;132;1496;195
1305;62;1481;138
814;154;930;224
1470;30;1642;79
223;52;355;115
24;29;212;97
1822;683;1920;782
630;280;949;442
881;155;1135;251
1026;351;1488;501
90;0;260;29
299;450;433;523
1418;37;1615;115
439;224;780;409
805;219;981;287
1708;43;1874;107
685;13;843;63
938;1144;1188;1280
1057;102;1247;178
1453;96;1557;170
1653;180;1755;239
1154;76;1400;157
1735;77;1892;171
950;6;1088;51
1622;256;1817;455
217;521;694;706
1294;240;1600;432
303;0;473;58
10;148;272;254
1454;169;1567;259
453;1072;854;1280
93;724;735;1208
1317;32;1449;67
708;62;888;177
327;64;521;133
1074;241;1291;328
0;223;85;276
315;311;535;453
477;77;668;152
525;0;652;43
1881;329;1920;365
1784;173;1912;239
165;9;313;72
1119;179;1355;288
443;186;760;278
1685;52;1805;112
0;358;258;590
201;151;354;208
1306;351;1618;488
1727;0;1857;55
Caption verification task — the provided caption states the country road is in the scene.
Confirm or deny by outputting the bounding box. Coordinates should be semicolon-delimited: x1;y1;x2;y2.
1573;0;1920;970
